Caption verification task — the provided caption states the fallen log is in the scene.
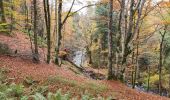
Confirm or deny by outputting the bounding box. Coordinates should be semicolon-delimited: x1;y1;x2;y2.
66;59;85;72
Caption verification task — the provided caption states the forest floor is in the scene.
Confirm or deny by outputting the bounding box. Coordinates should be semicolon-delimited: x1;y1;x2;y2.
0;32;170;100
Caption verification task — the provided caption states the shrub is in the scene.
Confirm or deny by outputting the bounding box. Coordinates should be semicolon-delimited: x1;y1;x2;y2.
28;89;111;100
9;83;24;97
0;83;24;99
0;82;111;100
0;23;10;34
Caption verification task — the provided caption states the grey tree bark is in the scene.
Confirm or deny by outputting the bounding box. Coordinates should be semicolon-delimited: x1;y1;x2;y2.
55;0;62;65
107;0;114;80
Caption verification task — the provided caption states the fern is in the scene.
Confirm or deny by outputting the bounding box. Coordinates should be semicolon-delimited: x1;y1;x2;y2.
9;83;24;97
0;92;7;100
82;94;95;100
0;23;9;26
20;96;29;100
30;93;46;100
47;90;71;100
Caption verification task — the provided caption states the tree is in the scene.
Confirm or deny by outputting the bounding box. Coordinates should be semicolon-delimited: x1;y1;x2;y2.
95;4;109;50
0;0;7;33
55;0;76;65
33;0;39;62
43;0;51;64
54;0;98;65
158;25;168;95
107;0;114;80
118;0;146;81
163;31;170;97
0;0;6;23
132;0;146;88
152;2;170;95
93;1;118;69
10;0;14;33
54;0;58;64
55;0;62;65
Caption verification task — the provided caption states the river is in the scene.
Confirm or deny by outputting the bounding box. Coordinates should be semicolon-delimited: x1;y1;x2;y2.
72;51;86;67
72;51;168;96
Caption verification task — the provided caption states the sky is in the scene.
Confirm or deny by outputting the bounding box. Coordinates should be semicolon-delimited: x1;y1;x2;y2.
63;0;99;13
62;0;169;14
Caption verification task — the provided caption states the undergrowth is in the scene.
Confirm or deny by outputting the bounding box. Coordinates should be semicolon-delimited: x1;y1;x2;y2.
47;75;108;93
0;67;113;100
46;75;113;99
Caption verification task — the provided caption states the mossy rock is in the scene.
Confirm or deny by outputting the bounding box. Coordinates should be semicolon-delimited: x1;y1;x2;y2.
0;43;12;55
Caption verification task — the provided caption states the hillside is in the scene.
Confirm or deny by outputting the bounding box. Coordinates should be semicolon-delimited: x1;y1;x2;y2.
0;32;169;100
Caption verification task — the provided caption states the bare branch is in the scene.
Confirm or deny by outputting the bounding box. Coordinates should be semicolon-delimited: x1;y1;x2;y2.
61;0;76;27
68;3;102;18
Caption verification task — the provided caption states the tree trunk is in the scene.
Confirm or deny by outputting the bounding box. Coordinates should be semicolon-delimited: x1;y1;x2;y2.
55;0;62;65
133;28;140;88
168;71;170;97
46;0;51;64
89;36;93;64
89;50;92;64
147;65;150;92
24;0;28;30
120;0;146;81
122;0;135;65
43;0;51;64
0;0;6;23
132;51;136;88
107;0;114;80
132;0;146;88
159;40;163;96
55;0;76;65
33;0;39;62
10;0;14;33
27;1;34;54
50;0;54;17
30;1;33;31
159;25;167;96
119;0;126;81
86;46;92;64
159;34;164;96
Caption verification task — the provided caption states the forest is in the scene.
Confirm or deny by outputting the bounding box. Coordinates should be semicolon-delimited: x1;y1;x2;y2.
0;0;170;99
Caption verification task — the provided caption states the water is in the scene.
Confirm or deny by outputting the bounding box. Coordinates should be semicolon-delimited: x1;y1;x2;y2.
72;50;106;80
127;83;168;97
72;51;169;96
127;84;146;92
73;51;86;67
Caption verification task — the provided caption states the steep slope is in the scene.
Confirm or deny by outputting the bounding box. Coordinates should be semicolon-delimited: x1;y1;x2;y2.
0;32;169;100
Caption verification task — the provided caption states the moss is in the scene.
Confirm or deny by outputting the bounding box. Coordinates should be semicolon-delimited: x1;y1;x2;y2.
0;23;10;35
0;43;12;55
